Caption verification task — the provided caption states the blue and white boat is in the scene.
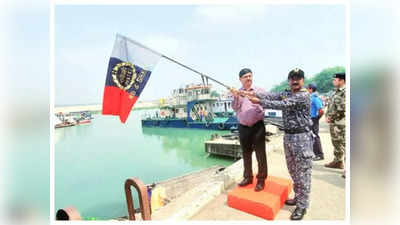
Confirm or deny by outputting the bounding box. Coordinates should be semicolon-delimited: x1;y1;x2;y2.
141;84;237;130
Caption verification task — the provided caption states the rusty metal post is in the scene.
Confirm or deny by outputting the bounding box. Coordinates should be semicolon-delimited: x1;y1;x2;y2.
124;177;151;220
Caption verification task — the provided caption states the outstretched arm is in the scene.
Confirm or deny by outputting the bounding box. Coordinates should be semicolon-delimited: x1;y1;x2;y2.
249;92;309;111
256;90;283;101
240;89;282;101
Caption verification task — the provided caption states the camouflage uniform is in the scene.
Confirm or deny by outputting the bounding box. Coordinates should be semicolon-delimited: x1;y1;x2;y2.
257;88;314;209
327;86;346;163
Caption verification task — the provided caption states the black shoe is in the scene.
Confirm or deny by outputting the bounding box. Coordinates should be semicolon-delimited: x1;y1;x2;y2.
284;199;296;206
254;180;265;192
290;207;306;220
313;156;324;161
238;177;253;187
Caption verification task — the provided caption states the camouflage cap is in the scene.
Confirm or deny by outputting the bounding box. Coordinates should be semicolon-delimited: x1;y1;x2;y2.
288;68;304;80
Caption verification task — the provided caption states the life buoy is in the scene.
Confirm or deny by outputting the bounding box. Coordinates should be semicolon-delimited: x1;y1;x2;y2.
218;123;225;130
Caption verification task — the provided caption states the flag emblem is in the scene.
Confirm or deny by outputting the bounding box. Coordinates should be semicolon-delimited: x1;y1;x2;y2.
111;62;137;90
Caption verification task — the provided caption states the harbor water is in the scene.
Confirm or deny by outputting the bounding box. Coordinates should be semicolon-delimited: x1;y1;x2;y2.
55;109;233;220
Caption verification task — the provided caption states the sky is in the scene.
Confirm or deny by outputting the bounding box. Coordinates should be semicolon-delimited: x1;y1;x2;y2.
55;4;346;105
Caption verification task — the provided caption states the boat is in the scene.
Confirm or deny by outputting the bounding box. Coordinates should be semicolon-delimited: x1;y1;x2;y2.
54;113;76;128
210;92;235;118
70;111;94;125
141;84;238;130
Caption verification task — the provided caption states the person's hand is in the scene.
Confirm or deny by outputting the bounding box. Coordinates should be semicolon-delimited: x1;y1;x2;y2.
325;116;330;123
229;87;239;98
248;96;260;104
239;90;254;98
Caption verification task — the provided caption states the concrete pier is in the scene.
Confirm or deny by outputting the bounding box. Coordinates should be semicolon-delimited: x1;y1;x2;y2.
111;116;345;221
205;135;242;159
192;117;345;220
204;124;282;159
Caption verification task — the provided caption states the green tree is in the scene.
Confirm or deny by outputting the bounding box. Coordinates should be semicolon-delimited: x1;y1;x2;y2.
309;66;345;93
270;80;289;92
270;66;345;94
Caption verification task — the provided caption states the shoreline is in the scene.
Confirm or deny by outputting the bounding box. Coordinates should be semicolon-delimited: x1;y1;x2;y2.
55;102;159;114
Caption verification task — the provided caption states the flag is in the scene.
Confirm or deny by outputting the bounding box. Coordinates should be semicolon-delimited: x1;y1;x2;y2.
102;34;162;123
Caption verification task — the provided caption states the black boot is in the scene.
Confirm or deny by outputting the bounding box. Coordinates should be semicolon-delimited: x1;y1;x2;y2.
238;177;253;186
284;199;296;206
254;179;265;192
290;207;306;220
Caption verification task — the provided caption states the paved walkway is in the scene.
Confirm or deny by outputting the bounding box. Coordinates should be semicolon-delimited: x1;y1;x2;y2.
191;120;346;220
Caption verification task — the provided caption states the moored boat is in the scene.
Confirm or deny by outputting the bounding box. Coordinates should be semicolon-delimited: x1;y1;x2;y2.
71;111;94;125
141;99;238;130
141;84;238;130
54;113;76;128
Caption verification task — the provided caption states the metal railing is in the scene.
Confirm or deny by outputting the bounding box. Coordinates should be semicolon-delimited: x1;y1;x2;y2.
124;177;151;220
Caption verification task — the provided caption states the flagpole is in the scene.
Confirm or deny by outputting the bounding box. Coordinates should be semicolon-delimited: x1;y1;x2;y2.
161;55;230;89
118;34;231;89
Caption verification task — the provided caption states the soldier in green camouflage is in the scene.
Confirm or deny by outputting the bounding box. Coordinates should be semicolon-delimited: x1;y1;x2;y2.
325;72;346;176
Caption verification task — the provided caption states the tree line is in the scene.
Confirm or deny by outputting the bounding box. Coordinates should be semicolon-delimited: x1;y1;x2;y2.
270;66;345;94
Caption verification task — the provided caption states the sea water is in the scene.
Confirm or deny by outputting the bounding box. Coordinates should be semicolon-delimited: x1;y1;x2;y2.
55;109;233;220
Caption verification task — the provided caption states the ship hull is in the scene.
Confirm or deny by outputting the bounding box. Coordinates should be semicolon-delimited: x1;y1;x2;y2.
141;118;237;130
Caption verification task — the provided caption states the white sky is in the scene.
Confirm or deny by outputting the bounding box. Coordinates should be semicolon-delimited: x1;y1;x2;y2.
54;4;346;105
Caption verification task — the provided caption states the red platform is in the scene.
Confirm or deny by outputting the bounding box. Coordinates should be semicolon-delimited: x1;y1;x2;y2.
227;176;293;220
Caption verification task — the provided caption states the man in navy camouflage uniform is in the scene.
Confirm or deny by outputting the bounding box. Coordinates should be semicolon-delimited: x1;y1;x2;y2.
243;68;313;220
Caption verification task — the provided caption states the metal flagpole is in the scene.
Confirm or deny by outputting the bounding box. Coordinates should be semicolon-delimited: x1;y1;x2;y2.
161;55;230;89
119;34;231;89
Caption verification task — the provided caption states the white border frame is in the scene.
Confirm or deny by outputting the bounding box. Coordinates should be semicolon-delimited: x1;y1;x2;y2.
54;0;347;5
345;0;351;224
50;0;55;222
50;1;350;224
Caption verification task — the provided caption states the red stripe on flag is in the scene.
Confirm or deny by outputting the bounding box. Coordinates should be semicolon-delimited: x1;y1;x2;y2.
102;86;122;115
102;86;138;123
119;91;138;123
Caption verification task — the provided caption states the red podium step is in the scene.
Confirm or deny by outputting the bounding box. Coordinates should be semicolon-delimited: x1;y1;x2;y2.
227;176;293;220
